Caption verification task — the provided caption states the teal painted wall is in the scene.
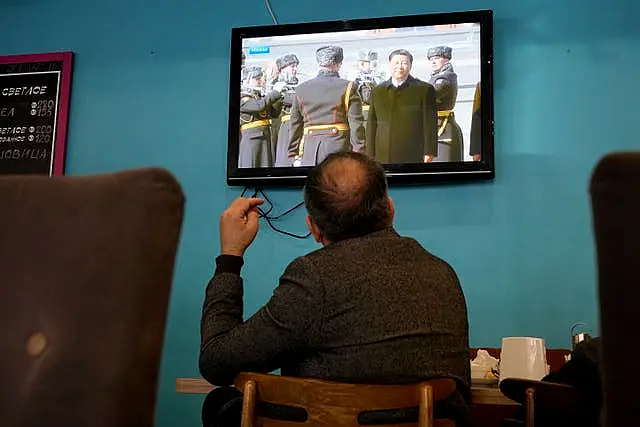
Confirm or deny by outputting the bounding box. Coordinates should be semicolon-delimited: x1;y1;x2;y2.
2;0;639;426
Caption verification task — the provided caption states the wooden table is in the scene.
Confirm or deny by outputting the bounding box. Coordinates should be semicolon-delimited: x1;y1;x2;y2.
176;377;517;406
176;348;575;426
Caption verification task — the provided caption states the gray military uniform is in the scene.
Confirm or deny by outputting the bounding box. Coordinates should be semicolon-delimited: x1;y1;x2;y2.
274;91;297;167
288;46;366;166
273;54;301;167
427;47;464;162
239;89;281;168
353;50;385;125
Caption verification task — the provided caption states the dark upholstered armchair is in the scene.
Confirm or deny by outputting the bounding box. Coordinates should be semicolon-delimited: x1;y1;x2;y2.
590;152;640;427
0;168;185;427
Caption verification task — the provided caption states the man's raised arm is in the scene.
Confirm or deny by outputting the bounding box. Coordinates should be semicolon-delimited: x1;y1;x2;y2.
199;254;322;386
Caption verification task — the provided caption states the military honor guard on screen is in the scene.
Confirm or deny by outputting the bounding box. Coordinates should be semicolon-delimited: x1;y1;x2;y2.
427;46;464;162
238;66;282;168
239;41;479;167
469;82;481;161
269;54;302;167
287;45;366;167
350;50;386;124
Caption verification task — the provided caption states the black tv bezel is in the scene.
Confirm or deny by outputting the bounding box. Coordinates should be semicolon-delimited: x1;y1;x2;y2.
226;9;495;187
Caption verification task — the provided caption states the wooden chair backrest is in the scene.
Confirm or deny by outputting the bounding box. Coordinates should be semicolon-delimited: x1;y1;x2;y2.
234;373;457;427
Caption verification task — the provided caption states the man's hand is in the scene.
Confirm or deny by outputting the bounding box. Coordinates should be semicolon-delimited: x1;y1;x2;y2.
424;154;434;163
220;197;264;257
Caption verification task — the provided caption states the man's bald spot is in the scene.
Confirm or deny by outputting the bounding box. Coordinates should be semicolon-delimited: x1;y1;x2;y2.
319;157;370;209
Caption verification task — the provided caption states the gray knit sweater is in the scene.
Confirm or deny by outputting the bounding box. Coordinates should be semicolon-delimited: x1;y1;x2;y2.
199;228;471;416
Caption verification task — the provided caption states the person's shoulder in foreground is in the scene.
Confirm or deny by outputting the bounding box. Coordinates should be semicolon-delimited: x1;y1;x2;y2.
198;152;469;407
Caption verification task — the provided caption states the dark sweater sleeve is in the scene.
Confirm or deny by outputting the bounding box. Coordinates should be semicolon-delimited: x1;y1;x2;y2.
199;256;323;386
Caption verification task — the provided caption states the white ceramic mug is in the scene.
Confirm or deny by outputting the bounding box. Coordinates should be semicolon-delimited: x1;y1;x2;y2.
499;337;548;382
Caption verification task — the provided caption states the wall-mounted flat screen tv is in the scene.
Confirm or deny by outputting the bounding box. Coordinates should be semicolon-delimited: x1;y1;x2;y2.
227;9;494;186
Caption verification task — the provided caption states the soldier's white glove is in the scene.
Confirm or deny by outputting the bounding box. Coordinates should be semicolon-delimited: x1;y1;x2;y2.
272;81;286;93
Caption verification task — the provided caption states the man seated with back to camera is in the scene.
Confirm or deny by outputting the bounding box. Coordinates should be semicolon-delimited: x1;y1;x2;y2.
199;151;471;427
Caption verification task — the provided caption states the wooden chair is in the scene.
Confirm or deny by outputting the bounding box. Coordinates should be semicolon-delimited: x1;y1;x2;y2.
499;379;588;427
234;372;458;427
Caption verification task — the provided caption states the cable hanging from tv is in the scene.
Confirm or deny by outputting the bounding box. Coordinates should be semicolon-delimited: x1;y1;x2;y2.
241;187;310;239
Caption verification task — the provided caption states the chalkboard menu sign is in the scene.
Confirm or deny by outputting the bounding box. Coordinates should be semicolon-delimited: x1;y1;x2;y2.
0;52;73;176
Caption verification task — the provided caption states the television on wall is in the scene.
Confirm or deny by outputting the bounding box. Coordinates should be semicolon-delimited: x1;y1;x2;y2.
226;9;494;187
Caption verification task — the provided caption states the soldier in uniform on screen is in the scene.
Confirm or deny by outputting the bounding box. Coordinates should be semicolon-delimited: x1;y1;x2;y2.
352;50;385;123
240;51;247;81
469;82;481;161
287;46;365;167
270;54;301;167
427;46;464;162
238;66;282;168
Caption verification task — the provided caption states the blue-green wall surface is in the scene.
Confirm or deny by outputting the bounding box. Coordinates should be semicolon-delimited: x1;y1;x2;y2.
2;0;639;426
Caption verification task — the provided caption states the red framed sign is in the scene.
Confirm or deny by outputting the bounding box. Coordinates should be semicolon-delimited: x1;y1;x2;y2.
0;52;74;176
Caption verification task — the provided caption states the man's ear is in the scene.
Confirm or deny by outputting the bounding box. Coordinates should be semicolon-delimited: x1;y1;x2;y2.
305;215;324;244
388;196;396;224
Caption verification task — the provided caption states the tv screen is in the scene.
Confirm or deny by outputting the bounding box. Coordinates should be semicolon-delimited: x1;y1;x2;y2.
227;9;494;186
